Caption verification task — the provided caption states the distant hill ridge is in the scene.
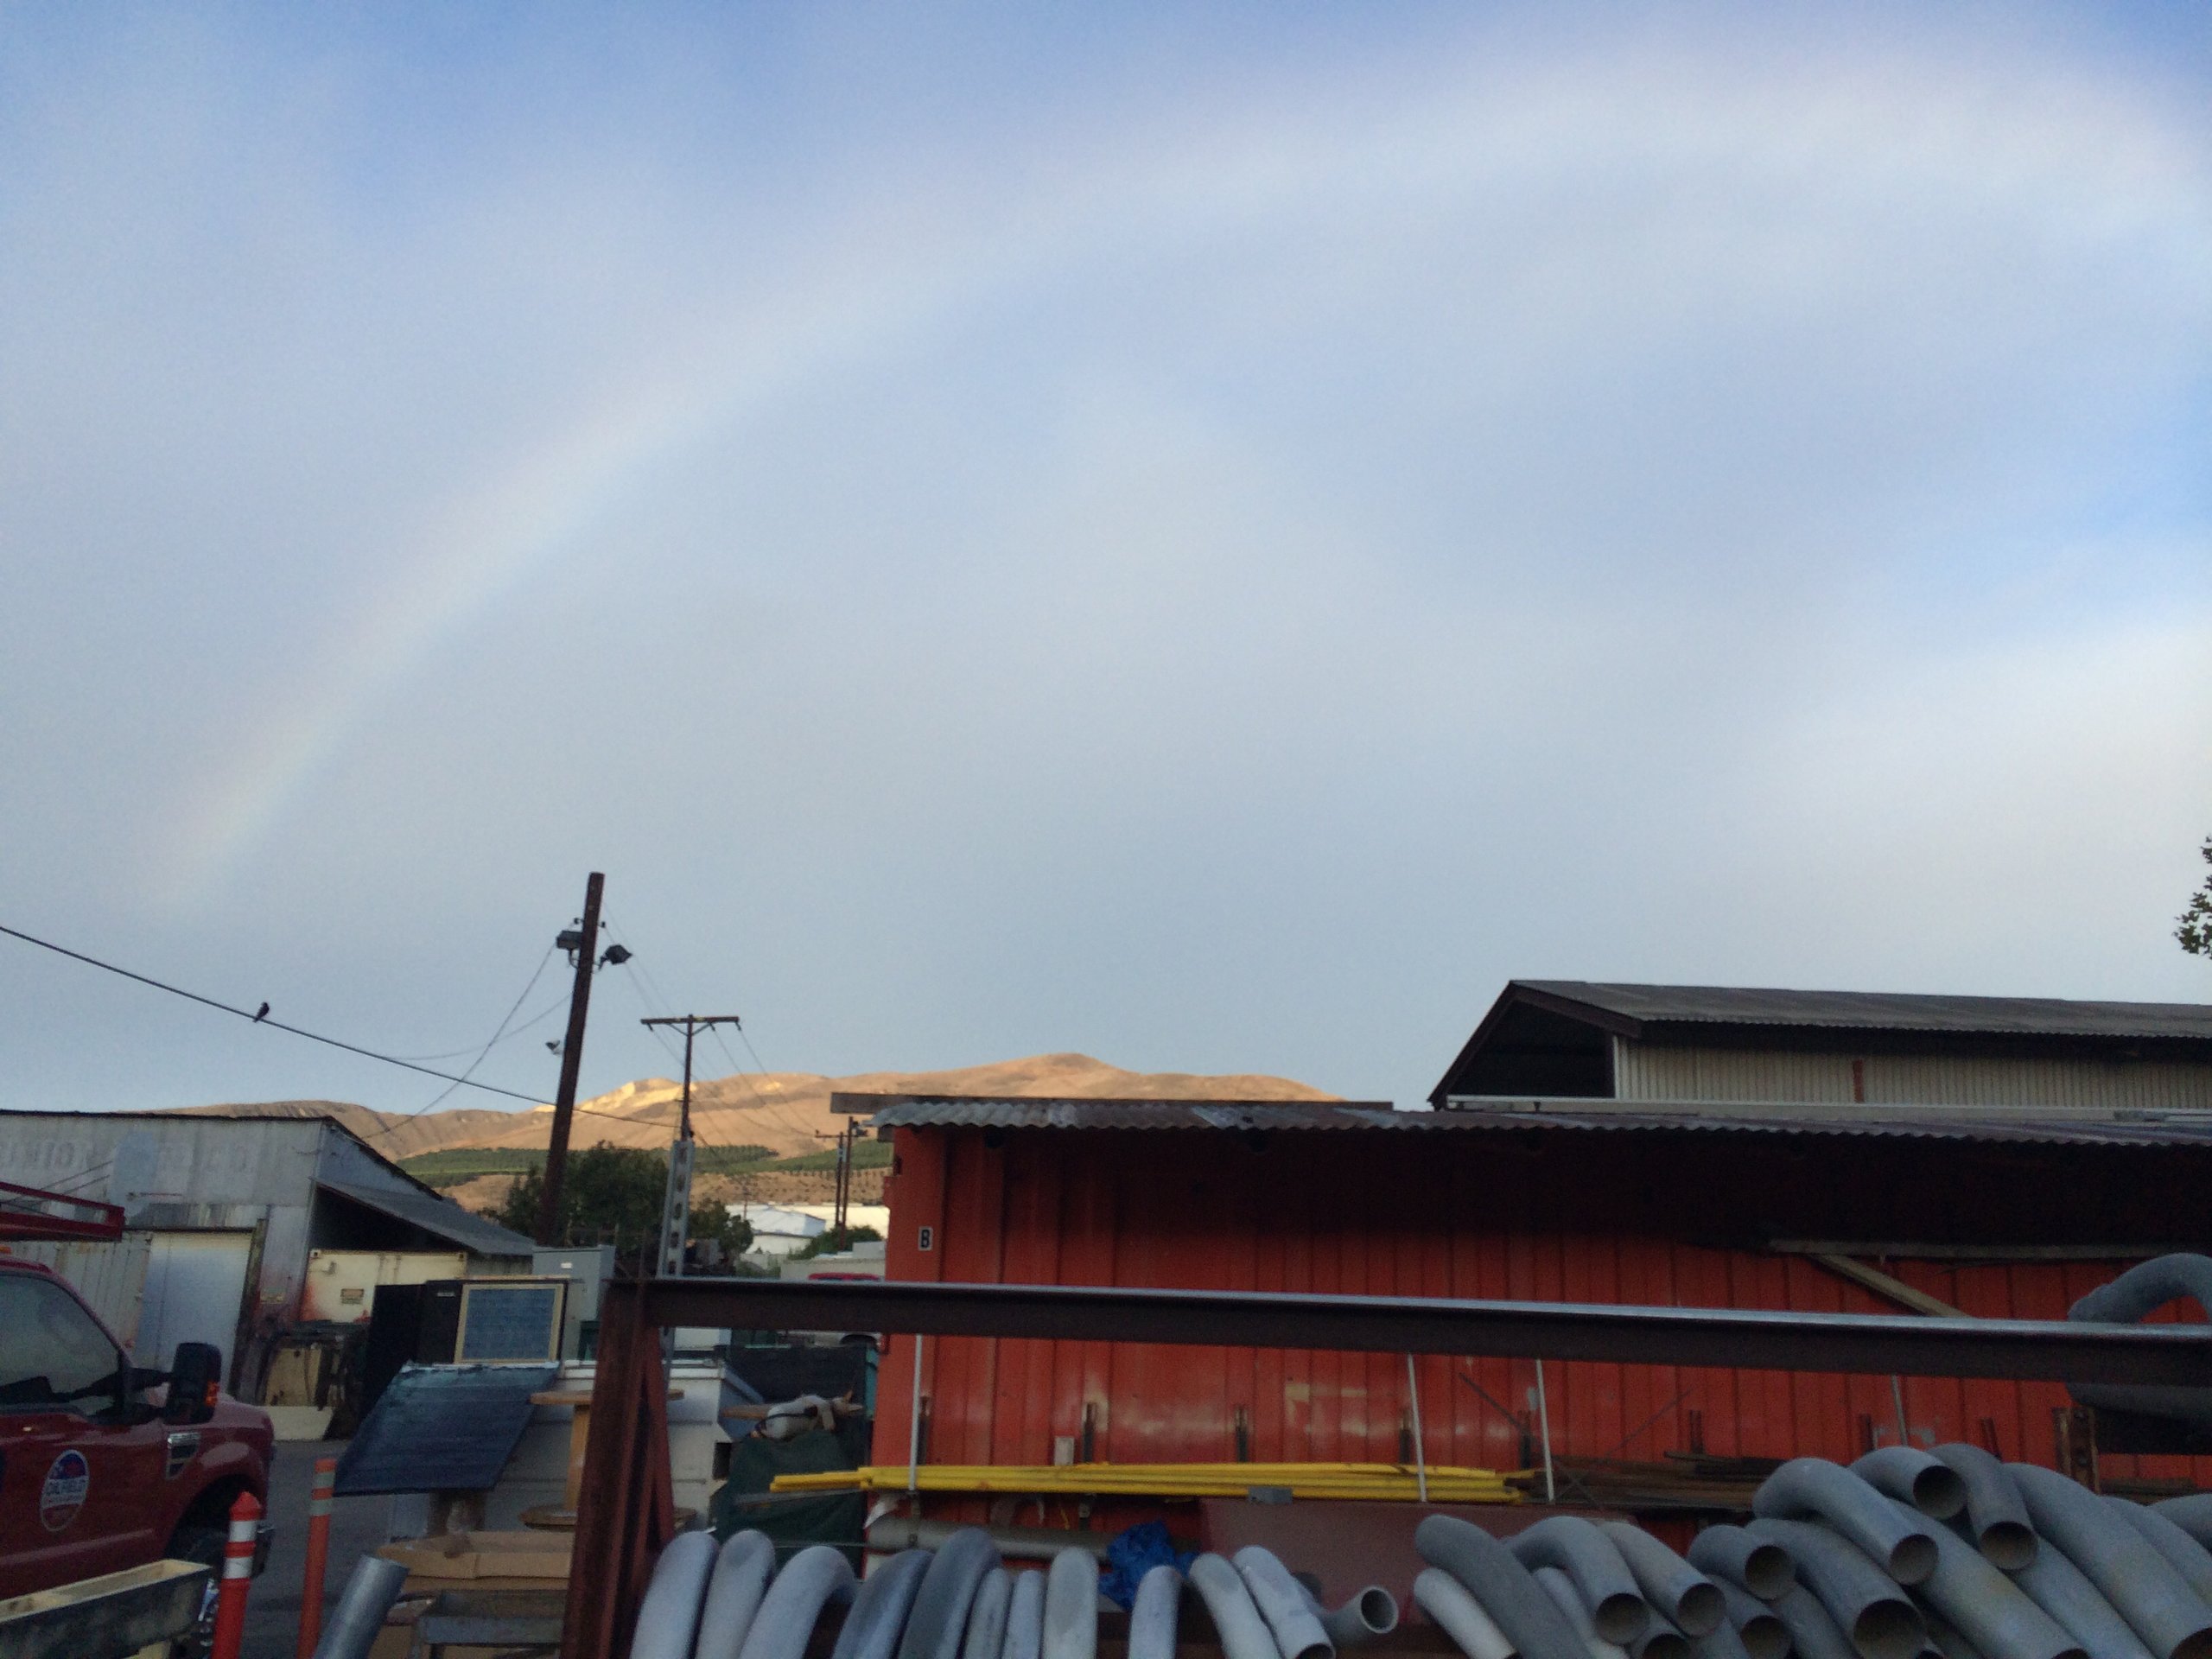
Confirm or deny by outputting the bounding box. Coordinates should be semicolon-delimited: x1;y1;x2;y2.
171;1052;1336;1165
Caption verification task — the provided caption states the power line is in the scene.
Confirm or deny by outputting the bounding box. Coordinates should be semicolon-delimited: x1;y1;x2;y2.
390;991;570;1063
408;946;558;1116
0;920;551;1107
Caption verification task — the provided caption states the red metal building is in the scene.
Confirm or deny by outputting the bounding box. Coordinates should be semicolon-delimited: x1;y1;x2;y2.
860;1095;2212;1500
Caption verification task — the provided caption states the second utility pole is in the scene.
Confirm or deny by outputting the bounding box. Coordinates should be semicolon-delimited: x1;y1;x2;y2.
641;1014;742;1277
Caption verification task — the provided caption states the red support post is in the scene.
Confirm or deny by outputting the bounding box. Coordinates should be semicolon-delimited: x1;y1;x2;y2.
296;1456;336;1659
210;1489;262;1659
558;1280;676;1659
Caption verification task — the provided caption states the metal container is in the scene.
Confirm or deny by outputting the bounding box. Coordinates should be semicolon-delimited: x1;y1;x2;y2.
0;1559;209;1659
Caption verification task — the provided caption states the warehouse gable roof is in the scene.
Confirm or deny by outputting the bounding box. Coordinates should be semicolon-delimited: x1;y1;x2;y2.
1430;981;2212;1103
1509;982;2212;1041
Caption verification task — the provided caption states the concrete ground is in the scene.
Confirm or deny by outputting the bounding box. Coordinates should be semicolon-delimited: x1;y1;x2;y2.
240;1440;391;1659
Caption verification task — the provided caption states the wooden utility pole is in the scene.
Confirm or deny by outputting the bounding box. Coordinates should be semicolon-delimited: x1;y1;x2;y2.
640;1014;742;1277
833;1120;855;1250
537;872;606;1247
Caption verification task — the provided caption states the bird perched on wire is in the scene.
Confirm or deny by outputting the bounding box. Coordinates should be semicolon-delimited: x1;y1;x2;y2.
253;1002;270;1022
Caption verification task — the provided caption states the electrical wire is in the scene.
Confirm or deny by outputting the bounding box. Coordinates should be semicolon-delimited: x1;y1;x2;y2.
0;920;551;1106
390;991;570;1063
600;916;805;1144
407;944;557;1116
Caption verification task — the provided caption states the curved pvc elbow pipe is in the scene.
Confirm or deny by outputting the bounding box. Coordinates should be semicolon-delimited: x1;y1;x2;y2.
964;1571;1014;1659
1890;1497;2082;1659
2011;1532;2158;1659
833;1549;932;1659
1508;1516;1650;1644
1416;1566;1519;1659
1687;1527;1795;1604
1191;1553;1287;1659
1928;1445;2037;1572
1849;1449;1967;1522
1236;1546;1335;1659
738;1544;860;1659
1535;1565;1630;1659
1602;1522;1724;1637
309;1554;411;1659
1923;1610;1984;1659
1713;1580;1789;1659
1752;1459;1940;1586
1043;1547;1100;1659
1745;1518;1925;1659
1688;1610;1756;1659
2071;1256;2212;1325
1418;1515;1597;1659
1001;1572;1046;1659
634;1533;722;1659
902;1529;1005;1659
1129;1566;1184;1659
2012;1463;2212;1659
2068;1256;2212;1427
2113;1503;2212;1611
1302;1582;1400;1649
1625;1610;1690;1659
1769;1586;1859;1659
695;1531;778;1659
2158;1499;2212;1554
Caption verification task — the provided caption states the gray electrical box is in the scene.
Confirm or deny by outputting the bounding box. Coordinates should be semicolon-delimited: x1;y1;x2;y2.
531;1245;618;1359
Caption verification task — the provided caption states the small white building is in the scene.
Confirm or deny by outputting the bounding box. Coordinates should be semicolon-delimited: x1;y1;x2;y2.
727;1202;890;1259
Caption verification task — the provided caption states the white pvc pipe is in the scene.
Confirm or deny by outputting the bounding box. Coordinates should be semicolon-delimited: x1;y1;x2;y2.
1535;1359;1557;1504
633;1533;721;1659
1408;1355;1430;1503
1190;1553;1285;1659
1234;1546;1333;1659
1414;1565;1517;1659
695;1530;778;1659
909;1333;926;1495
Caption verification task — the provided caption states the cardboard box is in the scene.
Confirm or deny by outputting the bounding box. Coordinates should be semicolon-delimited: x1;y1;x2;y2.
373;1530;572;1582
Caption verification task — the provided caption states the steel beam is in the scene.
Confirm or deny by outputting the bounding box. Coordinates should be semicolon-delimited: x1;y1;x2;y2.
638;1276;2212;1385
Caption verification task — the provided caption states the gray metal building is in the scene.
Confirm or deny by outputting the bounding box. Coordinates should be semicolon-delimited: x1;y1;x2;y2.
0;1109;532;1392
1431;981;2212;1111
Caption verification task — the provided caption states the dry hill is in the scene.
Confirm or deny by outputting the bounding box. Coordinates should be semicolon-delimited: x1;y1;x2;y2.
176;1055;1336;1212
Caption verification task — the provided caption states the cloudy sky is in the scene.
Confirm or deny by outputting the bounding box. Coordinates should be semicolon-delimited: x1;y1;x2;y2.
3;3;2209;1119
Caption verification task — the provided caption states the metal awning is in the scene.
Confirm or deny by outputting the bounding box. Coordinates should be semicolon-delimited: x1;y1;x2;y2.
316;1177;536;1257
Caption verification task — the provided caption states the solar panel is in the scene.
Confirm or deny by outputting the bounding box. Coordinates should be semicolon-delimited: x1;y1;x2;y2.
334;1361;560;1496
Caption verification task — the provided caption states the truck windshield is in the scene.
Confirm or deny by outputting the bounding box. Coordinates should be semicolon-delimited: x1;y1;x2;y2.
0;1274;122;1410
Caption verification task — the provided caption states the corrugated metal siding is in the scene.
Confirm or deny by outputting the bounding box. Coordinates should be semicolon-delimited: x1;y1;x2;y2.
874;1127;2212;1493
1613;1042;2212;1109
3;1231;153;1350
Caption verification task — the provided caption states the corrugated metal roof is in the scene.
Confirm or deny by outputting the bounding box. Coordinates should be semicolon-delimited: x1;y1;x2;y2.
317;1177;537;1256
1514;981;2212;1042
856;1095;2212;1149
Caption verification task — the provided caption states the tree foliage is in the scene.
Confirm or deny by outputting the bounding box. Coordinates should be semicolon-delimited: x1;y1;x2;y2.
2181;836;2212;957
494;1141;752;1261
791;1224;882;1261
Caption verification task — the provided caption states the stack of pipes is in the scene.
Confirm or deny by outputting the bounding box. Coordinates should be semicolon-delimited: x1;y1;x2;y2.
1416;1451;2212;1659
624;1452;2212;1659
626;1525;1401;1659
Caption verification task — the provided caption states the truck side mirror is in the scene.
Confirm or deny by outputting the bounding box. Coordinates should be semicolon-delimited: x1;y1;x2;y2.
165;1342;223;1425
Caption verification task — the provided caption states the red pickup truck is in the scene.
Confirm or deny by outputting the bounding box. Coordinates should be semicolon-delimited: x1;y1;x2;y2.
0;1255;274;1599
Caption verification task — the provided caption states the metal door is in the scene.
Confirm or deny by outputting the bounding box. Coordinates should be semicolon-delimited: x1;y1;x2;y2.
137;1231;254;1371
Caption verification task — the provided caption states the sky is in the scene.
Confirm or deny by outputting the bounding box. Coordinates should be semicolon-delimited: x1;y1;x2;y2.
3;2;2209;1120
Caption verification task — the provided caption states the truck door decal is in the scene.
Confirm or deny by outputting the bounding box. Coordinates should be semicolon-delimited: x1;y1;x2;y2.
39;1450;89;1530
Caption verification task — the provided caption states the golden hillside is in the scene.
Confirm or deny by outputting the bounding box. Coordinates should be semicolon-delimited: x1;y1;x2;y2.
175;1052;1336;1165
